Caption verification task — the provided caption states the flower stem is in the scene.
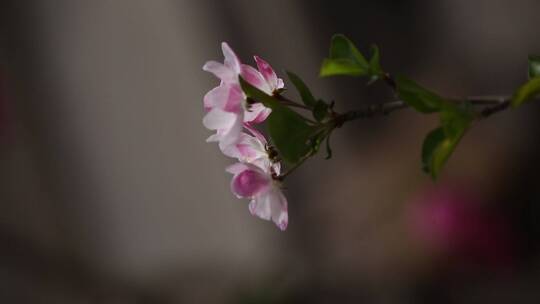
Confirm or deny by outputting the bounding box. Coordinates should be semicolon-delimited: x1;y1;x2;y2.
275;94;311;110
278;153;311;180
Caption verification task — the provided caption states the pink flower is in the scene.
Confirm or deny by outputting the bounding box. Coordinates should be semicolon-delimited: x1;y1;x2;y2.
202;42;289;231
202;42;242;85
202;43;284;150
227;162;288;231
407;186;515;269
202;83;244;150
241;56;284;96
202;43;284;96
222;125;274;168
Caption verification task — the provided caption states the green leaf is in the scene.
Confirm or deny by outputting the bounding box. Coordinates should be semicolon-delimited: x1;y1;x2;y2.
286;71;316;107
312;100;329;122
422;127;446;174
395;75;445;113
512;77;540;107
422;126;468;179
267;105;317;164
529;55;540;79
239;76;317;164
430;136;459;179
320;34;369;77
320;58;368;77
368;44;383;78
421;105;472;179
440;105;473;138
329;34;368;66
512;55;540;108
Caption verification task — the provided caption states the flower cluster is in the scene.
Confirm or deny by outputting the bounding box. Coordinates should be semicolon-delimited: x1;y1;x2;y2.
202;43;288;231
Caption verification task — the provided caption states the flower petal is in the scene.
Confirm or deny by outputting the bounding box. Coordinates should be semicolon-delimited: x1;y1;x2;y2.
248;196;272;221
254;56;280;92
244;102;271;124
276;78;285;90
225;162;249;174
231;168;271;198
222;132;267;161
203;85;229;111
223;84;244;113
203;61;235;83
206;133;221;143
271;162;281;176
241;65;271;94
203;108;243;149
268;188;288;231
243;124;268;145
249;186;288;230
218;112;243;148
222;42;241;74
202;108;236;130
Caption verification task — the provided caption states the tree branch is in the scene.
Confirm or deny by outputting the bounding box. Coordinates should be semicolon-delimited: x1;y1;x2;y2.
335;95;522;125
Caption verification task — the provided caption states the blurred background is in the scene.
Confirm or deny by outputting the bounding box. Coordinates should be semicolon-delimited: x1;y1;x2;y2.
1;0;540;303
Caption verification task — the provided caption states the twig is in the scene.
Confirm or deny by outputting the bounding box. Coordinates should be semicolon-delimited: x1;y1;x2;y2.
275;94;311;110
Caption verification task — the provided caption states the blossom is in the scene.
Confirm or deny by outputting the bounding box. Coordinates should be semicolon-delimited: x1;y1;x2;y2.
202;43;284;151
241;56;284;95
202;42;289;231
222;125;273;168
407;186;515;268
224;126;288;231
202;83;244;149
227;161;288;231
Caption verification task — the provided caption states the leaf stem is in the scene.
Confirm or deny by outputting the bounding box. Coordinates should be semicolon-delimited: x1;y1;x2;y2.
278;153;312;180
275;94;312;110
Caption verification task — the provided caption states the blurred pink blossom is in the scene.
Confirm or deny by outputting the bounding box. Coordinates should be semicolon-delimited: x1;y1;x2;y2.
407;186;516;269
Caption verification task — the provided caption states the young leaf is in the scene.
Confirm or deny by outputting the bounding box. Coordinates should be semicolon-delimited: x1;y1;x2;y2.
422;126;468;179
320;34;369;77
240;76;317;163
395;75;445;113
267;105;317;164
421;127;446;174
320;58;368;77
440;105;473;139
512;77;540;107
312;100;329;122
421;106;472;179
330;34;368;66
286;71;317;107
368;44;383;78
529;55;540;79
430;136;458;179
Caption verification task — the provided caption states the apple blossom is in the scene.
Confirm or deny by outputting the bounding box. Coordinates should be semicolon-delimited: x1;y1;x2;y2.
222;126;287;230
202;42;289;230
226;161;288;231
221;125;276;168
202;42;284;151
